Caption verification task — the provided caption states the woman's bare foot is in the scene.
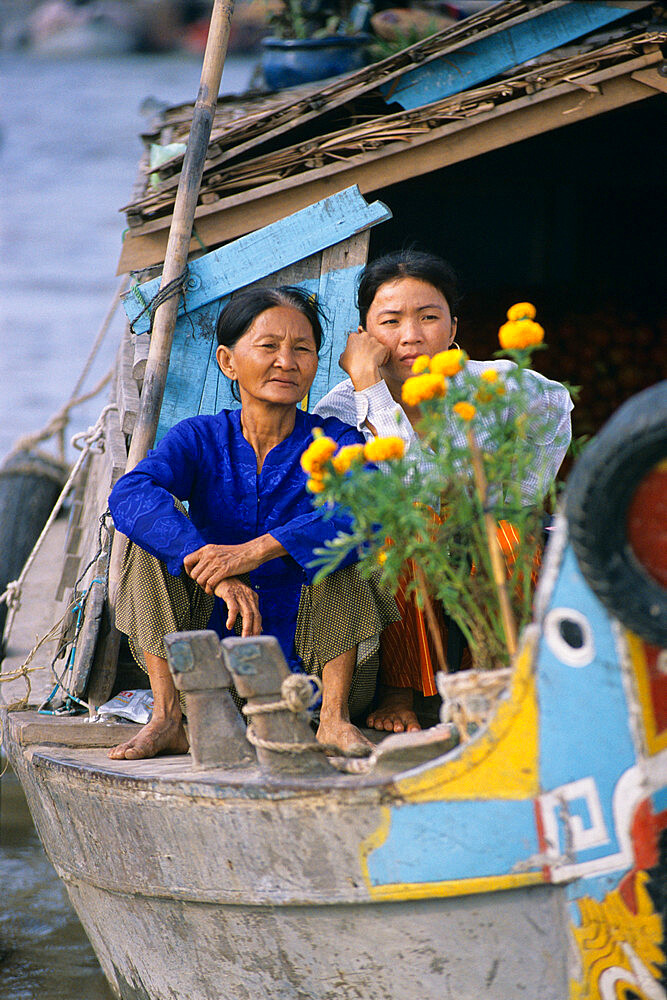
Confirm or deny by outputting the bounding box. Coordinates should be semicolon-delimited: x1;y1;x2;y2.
316;715;373;755
366;686;421;733
108;715;189;760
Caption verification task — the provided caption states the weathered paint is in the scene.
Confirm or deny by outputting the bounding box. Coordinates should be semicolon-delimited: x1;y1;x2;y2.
383;1;651;111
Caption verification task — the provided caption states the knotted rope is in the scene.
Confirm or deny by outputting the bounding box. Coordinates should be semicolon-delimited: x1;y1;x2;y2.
129;268;189;337
242;674;372;759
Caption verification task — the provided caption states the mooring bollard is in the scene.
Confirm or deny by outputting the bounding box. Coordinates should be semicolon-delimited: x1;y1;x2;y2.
164;630;256;770
221;636;334;776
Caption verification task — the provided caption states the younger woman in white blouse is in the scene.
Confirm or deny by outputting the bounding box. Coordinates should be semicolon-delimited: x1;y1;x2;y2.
314;250;573;733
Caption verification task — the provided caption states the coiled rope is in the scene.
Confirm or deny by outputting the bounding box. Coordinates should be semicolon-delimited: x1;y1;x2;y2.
242;674;372;759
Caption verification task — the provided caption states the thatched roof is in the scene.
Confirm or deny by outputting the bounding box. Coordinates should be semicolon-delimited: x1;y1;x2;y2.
117;0;666;273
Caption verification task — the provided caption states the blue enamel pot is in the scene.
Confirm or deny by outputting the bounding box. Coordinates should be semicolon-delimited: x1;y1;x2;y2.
261;34;371;90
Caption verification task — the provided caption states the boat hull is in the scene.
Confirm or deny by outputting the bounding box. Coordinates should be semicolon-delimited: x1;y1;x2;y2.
8;739;570;1000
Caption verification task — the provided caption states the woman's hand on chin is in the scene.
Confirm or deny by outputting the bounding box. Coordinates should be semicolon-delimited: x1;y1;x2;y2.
214;577;262;637
339;329;390;391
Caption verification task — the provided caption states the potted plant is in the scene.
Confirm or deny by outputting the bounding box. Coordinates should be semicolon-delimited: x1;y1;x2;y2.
261;0;372;90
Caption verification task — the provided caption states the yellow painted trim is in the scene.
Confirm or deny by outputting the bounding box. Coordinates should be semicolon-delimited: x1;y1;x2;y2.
359;806;392;894
367;870;545;902
394;628;540;803
626;630;667;756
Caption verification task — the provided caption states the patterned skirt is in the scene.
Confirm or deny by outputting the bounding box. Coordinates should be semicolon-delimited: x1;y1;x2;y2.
115;540;399;721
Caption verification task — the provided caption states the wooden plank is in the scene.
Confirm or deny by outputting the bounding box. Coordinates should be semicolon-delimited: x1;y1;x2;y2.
5;710;141;748
55;553;81;602
121;187;391;333
118;327;141;435
132;333;151;383
116;54;661;272
384;1;652;110
631;64;667;94
309;233;370;410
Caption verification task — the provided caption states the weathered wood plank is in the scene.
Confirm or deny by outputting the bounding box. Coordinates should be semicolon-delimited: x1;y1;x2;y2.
132;333;151;383
121;186;391;333
118;327;141;435
5;710;141;748
384;0;652;110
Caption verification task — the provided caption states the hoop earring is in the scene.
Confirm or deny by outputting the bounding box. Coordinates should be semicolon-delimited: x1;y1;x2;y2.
451;341;461;350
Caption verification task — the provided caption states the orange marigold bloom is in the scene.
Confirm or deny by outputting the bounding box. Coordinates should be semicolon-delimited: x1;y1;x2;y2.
453;401;476;421
300;435;337;473
306;477;325;494
331;443;365;474
480;368;498;383
498;319;545;350
507;302;537;322
377;549;388;565
411;354;431;374
401;373;447;407
430;348;466;377
363;436;406;462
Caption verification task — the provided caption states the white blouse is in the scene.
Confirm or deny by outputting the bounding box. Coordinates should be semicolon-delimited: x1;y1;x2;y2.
313;359;573;504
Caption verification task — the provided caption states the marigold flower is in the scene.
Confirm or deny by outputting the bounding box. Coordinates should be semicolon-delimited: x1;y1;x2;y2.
411;354;431;374
498;319;545;350
363;436;406;462
306;477;325;494
401;373;447;407
430;348;466;377
453;401;476;421
331;443;365;474
507;302;537;322
377;549;388;565
480;368;498;383
300;435;337;474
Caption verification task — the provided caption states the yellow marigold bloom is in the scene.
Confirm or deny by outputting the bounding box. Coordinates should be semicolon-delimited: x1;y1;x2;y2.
411;354;431;374
331;443;365;474
480;368;498;383
453;401;476;421
507;302;537;322
377;549;388;565
306;477;325;494
430;348;466;377
364;436;406;462
300;435;337;473
401;373;447;407
498;319;545;350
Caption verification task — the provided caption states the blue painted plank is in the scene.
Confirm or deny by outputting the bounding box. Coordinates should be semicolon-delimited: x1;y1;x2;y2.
122;186;390;334
366;799;540;886
383;2;650;111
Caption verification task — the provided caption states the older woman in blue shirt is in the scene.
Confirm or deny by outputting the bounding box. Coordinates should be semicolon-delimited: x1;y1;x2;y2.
108;286;396;761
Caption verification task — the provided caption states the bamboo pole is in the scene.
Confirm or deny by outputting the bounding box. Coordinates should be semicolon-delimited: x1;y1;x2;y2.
466;427;518;659
106;0;235;636
125;0;235;472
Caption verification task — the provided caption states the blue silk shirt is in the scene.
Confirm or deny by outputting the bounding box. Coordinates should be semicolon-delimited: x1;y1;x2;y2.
109;408;364;670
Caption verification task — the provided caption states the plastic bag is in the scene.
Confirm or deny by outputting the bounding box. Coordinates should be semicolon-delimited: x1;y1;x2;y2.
98;689;154;724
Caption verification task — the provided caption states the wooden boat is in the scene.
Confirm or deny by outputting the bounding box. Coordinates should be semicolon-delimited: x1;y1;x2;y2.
2;3;666;998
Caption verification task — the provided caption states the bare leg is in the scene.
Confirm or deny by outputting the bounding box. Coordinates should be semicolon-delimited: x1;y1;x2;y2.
316;648;373;754
366;685;421;734
107;653;189;760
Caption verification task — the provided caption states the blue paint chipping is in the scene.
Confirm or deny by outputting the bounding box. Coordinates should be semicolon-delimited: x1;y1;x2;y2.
366;799;540;886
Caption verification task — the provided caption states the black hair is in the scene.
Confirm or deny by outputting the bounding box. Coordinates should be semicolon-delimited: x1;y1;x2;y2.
216;285;325;351
357;249;461;327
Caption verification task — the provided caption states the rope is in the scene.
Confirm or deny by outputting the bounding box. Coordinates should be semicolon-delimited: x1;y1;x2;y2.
5;278;125;464
0;405;118;646
242;674;372;759
129;268;189;337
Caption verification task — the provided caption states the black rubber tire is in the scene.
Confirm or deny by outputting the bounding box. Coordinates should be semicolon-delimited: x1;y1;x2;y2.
566;380;667;648
0;450;67;644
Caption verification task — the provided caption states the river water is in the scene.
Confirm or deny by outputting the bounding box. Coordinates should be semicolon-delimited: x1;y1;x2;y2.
0;50;256;1000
